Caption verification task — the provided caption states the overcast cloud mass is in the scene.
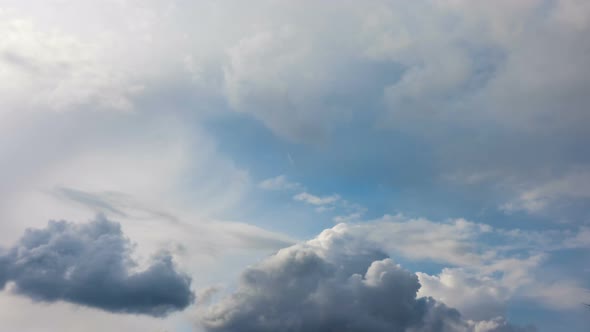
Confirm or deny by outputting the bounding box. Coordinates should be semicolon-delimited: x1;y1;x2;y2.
0;0;589;331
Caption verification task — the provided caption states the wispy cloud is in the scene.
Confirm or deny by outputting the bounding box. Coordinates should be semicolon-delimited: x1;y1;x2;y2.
293;192;340;205
333;212;363;223
501;170;590;215
258;175;303;191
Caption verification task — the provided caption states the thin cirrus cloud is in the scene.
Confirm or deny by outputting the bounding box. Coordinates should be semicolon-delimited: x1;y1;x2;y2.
258;175;304;191
0;215;194;317
293;192;341;206
260;176;368;220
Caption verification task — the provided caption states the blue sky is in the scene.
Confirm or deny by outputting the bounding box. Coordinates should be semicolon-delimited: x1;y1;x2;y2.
0;1;589;331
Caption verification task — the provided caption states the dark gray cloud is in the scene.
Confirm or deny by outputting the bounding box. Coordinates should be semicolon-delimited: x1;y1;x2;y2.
199;232;534;332
0;215;194;316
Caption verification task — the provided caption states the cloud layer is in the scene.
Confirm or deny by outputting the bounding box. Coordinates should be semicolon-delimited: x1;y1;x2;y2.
0;1;589;330
199;223;535;332
0;215;194;316
2;0;590;220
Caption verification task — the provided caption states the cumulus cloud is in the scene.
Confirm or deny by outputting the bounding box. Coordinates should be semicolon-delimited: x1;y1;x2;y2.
322;215;590;314
341;215;492;267
196;215;589;326
0;215;194;316
417;268;510;321
198;224;534;332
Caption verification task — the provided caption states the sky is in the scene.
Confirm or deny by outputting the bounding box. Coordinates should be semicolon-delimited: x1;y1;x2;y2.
0;0;589;331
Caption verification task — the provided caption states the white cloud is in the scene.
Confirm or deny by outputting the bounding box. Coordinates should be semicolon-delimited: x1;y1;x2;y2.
1;0;588;219
0;1;588;330
522;280;590;310
198;220;536;331
333;212;363;223
501;170;590;215
293;192;340;206
258;175;303;191
0;12;141;115
417;268;511;321
222;12;355;143
318;215;590;316
342;215;492;266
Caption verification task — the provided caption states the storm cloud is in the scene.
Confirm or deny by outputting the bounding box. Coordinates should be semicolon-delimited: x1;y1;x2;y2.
0;215;194;316
199;225;535;332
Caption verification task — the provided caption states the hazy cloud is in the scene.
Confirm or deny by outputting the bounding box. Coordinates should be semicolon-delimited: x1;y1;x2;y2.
258;175;303;191
293;192;340;206
500;170;590;215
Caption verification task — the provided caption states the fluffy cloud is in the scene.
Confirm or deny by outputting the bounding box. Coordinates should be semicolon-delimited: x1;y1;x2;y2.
324;216;590;315
338;215;491;266
417;268;510;321
199;224;534;332
197;215;589;324
0;215;194;316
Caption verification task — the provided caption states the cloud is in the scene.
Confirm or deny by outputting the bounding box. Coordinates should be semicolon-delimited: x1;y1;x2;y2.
417;268;510;321
289;186;366;218
500;170;590;215
217;215;588;319
342;215;491;267
198;223;534;331
293;192;340;206
1;0;589;223
223;24;354;143
0;215;194;317
333;212;363;223
52;186;295;253
0;1;588;329
258;175;303;191
217;0;590;221
0;12;140;114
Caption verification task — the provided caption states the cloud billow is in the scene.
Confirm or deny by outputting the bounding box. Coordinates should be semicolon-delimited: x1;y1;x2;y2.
199;226;534;332
0;215;194;317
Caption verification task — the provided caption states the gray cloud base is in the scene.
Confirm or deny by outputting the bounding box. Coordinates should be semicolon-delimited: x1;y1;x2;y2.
199;227;535;332
0;215;194;316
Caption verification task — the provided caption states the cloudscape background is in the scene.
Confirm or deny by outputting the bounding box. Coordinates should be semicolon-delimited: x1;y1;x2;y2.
0;0;589;331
